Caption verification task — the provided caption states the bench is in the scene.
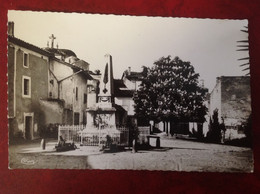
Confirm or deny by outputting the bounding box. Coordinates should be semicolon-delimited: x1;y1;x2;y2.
147;135;160;148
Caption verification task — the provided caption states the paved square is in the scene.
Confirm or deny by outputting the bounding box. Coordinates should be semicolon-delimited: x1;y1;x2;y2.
9;135;253;172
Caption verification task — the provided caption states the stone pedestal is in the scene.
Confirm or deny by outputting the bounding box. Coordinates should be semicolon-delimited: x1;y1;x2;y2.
85;54;118;134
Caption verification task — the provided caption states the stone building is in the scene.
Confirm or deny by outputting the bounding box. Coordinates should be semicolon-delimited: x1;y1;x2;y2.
113;79;134;126
8;23;51;139
121;67;143;91
208;76;251;139
43;44;92;126
117;68;144;125
8;22;92;139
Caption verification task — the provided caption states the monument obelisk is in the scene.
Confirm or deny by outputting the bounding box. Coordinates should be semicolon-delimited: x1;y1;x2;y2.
85;54;118;133
96;54;117;130
98;54;115;109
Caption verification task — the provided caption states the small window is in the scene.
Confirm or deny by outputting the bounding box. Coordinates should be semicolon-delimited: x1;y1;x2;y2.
22;76;31;98
24;79;29;95
23;53;29;68
83;112;86;125
50;79;54;85
75;87;78;101
84;93;87;104
74;112;80;125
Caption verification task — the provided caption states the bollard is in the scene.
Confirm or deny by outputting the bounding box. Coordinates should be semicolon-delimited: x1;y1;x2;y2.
156;137;160;148
132;139;137;153
41;138;46;150
80;131;83;146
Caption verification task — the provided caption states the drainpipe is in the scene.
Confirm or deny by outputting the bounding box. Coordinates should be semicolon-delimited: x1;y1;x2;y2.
13;46;17;118
72;74;74;127
58;82;60;99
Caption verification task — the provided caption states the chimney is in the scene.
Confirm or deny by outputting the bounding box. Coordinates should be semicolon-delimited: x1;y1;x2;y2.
128;67;131;75
8;22;14;36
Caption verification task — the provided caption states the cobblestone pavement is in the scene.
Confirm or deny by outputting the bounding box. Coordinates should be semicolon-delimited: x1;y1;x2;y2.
9;135;253;172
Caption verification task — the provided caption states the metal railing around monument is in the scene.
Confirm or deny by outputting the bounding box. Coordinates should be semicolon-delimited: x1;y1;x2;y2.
58;125;129;146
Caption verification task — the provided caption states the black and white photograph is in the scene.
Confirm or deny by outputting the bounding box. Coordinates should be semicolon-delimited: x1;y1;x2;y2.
8;10;252;172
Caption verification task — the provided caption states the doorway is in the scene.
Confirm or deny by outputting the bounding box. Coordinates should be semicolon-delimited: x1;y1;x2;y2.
24;113;34;139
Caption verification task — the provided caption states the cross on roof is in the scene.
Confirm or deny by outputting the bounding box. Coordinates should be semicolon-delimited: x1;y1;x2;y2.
49;34;56;48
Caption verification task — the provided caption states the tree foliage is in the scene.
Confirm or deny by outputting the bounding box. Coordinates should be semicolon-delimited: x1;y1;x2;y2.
134;56;208;123
206;109;222;142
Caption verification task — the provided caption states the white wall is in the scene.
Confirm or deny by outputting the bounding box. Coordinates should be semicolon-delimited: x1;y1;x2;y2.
115;97;135;116
209;78;221;120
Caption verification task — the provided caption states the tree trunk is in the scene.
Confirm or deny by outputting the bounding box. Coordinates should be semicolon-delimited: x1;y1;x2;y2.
132;139;137;153
166;121;168;136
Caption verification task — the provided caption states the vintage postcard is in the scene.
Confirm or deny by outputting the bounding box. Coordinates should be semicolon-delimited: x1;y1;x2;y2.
8;10;252;172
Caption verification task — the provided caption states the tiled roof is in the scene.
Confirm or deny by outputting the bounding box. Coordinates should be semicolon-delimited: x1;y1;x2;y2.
114;79;134;97
44;47;77;58
8;35;53;57
81;70;93;80
114;79;127;88
8;35;93;81
115;89;134;97
114;104;127;112
73;59;89;70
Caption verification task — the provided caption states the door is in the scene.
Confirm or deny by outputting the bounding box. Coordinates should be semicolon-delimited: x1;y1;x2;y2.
25;116;32;139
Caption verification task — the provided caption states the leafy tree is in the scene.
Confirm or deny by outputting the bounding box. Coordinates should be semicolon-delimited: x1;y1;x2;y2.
206;109;221;143
237;26;250;76
134;56;208;125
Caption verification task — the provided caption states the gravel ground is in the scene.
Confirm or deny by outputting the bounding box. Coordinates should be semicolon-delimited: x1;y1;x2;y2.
9;135;253;172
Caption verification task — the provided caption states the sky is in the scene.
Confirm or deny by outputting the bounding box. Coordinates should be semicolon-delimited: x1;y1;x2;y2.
8;10;249;91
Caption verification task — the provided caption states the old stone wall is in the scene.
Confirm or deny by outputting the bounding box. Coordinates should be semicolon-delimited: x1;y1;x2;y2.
51;60;74;110
221;76;251;126
39;99;63;124
8;45;15;118
208;76;251;140
9;45;49;139
73;72;88;125
48;61;59;99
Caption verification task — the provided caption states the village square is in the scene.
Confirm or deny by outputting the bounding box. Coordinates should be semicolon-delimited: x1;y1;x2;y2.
7;12;253;172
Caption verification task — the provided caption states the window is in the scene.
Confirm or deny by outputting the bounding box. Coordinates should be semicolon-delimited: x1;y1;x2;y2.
75;87;78;101
22;76;31;98
83;113;86;125
84;93;87;104
74;112;80;125
23;53;29;68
